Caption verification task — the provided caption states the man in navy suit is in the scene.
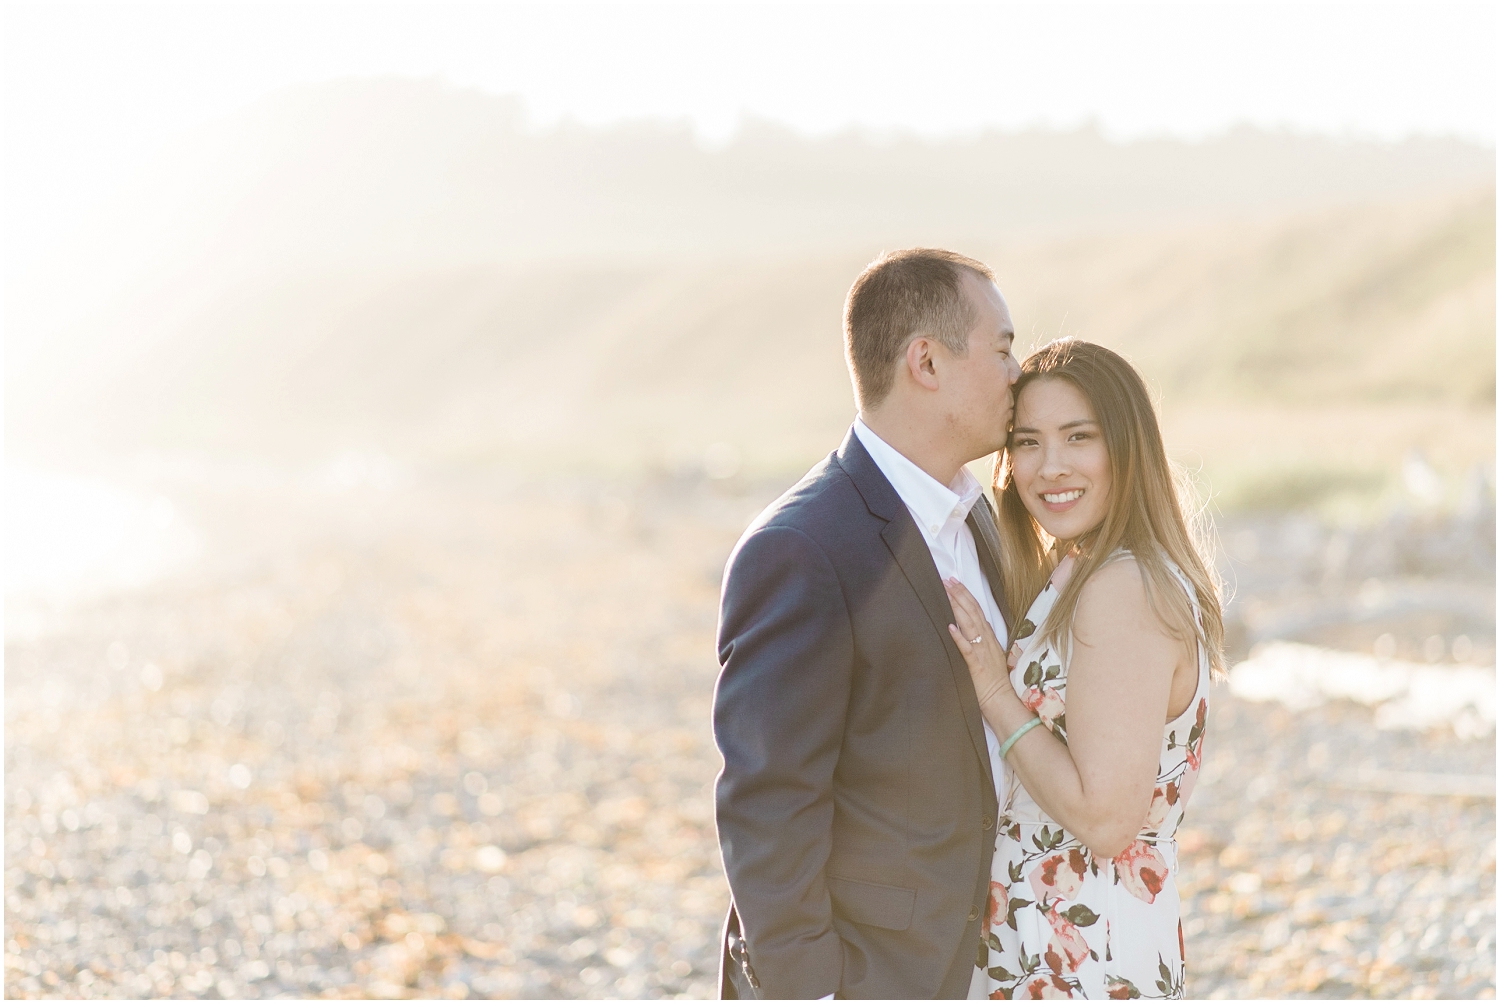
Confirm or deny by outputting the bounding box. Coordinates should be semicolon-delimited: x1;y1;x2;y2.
714;248;1021;998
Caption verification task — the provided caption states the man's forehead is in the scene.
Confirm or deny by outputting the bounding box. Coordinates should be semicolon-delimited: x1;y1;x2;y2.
986;295;1015;341
969;275;1011;322
991;289;1013;328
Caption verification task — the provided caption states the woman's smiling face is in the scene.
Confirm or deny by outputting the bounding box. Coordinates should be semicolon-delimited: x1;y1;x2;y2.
1008;376;1112;541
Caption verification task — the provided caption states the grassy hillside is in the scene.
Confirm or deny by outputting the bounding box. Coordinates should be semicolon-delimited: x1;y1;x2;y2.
6;78;1492;511
1000;187;1495;406
13;185;1491;514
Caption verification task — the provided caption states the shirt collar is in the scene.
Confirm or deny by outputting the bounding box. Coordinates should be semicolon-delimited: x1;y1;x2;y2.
853;417;984;537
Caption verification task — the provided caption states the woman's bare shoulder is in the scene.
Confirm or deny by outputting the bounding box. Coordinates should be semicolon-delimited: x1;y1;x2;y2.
1079;552;1145;600
1074;554;1167;636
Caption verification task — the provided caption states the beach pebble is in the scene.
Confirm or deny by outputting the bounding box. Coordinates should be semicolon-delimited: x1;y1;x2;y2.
4;475;1493;998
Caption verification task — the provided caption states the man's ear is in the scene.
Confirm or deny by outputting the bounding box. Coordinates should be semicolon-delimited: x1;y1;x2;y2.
905;336;941;391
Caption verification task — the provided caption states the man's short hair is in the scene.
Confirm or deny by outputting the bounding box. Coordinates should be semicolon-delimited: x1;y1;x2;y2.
843;248;997;409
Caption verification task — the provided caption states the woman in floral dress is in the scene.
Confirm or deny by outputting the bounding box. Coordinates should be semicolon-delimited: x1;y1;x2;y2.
943;340;1225;1000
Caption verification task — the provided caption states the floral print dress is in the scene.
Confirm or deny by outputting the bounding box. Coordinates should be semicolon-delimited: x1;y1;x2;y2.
974;550;1209;1000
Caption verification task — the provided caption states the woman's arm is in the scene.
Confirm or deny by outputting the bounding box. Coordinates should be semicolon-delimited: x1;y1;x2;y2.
945;559;1185;858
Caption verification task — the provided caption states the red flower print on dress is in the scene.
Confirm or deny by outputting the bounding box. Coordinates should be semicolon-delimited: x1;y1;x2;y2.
1022;685;1066;728
1043;904;1091;973
1177;762;1199;805
1184;700;1207;769
1008;641;1024;671
1029;847;1087;903
986;878;1009;933
1185;746;1202;770
1142;780;1179;832
1105;976;1141;999
1185;741;1203;770
1113;840;1169;904
1049;552;1078;591
1023;973;1076;999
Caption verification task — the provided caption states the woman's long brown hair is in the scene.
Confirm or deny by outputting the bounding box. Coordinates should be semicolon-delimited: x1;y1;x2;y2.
993;339;1227;679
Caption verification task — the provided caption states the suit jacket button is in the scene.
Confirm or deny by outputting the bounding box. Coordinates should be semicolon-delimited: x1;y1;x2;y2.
982;815;994;830
968;906;981;922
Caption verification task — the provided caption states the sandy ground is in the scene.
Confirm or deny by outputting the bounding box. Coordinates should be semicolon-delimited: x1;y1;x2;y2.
5;469;1494;999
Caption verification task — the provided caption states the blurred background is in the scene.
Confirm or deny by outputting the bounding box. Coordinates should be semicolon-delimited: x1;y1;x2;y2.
4;2;1494;999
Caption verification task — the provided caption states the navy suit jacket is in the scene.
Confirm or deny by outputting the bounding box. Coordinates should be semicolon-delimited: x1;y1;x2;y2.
713;427;1007;999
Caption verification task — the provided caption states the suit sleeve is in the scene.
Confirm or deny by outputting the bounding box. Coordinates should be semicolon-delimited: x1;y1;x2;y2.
713;524;852;999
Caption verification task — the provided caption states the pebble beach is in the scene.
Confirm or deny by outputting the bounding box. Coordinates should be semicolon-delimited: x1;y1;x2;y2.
5;468;1494;999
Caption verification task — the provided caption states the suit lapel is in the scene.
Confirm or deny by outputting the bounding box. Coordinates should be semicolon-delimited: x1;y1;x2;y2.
967;494;1009;636
878;517;995;788
838;428;996;792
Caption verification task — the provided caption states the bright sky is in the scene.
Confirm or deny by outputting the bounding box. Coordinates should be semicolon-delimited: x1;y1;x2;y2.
3;1;1495;252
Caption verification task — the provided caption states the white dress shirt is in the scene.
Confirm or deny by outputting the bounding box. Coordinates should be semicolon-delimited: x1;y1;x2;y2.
852;418;1009;800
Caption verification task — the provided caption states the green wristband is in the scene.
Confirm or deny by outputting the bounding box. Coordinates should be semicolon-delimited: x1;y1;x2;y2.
998;717;1043;760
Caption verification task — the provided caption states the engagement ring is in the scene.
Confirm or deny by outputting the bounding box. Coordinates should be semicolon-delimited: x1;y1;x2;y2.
970;636;983;645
